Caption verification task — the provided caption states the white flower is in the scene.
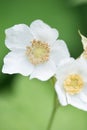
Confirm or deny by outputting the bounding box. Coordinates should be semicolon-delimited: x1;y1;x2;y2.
55;58;87;111
2;19;70;81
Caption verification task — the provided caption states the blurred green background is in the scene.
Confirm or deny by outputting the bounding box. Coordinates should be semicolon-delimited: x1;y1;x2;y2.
0;0;87;130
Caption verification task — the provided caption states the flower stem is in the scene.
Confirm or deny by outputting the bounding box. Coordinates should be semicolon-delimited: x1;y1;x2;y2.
47;77;60;130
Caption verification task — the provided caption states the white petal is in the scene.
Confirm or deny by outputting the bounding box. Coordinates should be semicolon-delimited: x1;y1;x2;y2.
30;19;58;44
79;31;87;50
66;93;87;111
80;92;87;103
79;83;87;103
2;51;34;76
50;40;70;66
5;24;33;50
56;58;75;79
75;58;87;81
55;81;67;106
56;58;87;81
30;60;56;81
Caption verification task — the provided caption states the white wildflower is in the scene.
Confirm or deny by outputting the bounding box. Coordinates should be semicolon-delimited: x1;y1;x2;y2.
2;19;70;81
55;58;87;111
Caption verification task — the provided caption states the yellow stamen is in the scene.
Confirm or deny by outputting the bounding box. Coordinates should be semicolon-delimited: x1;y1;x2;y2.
64;74;84;94
26;39;50;65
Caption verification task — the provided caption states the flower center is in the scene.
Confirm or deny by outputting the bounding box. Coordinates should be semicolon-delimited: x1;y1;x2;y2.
26;40;50;65
64;74;84;94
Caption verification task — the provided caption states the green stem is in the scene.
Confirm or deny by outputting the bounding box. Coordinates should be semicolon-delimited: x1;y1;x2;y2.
47;77;60;130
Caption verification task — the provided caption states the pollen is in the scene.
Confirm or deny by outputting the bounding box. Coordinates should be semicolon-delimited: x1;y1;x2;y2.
26;39;50;65
64;74;84;95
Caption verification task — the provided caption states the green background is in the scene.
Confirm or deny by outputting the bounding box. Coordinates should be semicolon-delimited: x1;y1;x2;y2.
0;0;87;130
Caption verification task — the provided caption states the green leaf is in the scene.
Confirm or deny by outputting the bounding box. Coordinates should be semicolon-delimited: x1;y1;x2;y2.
0;76;55;130
1;76;87;130
51;105;87;130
